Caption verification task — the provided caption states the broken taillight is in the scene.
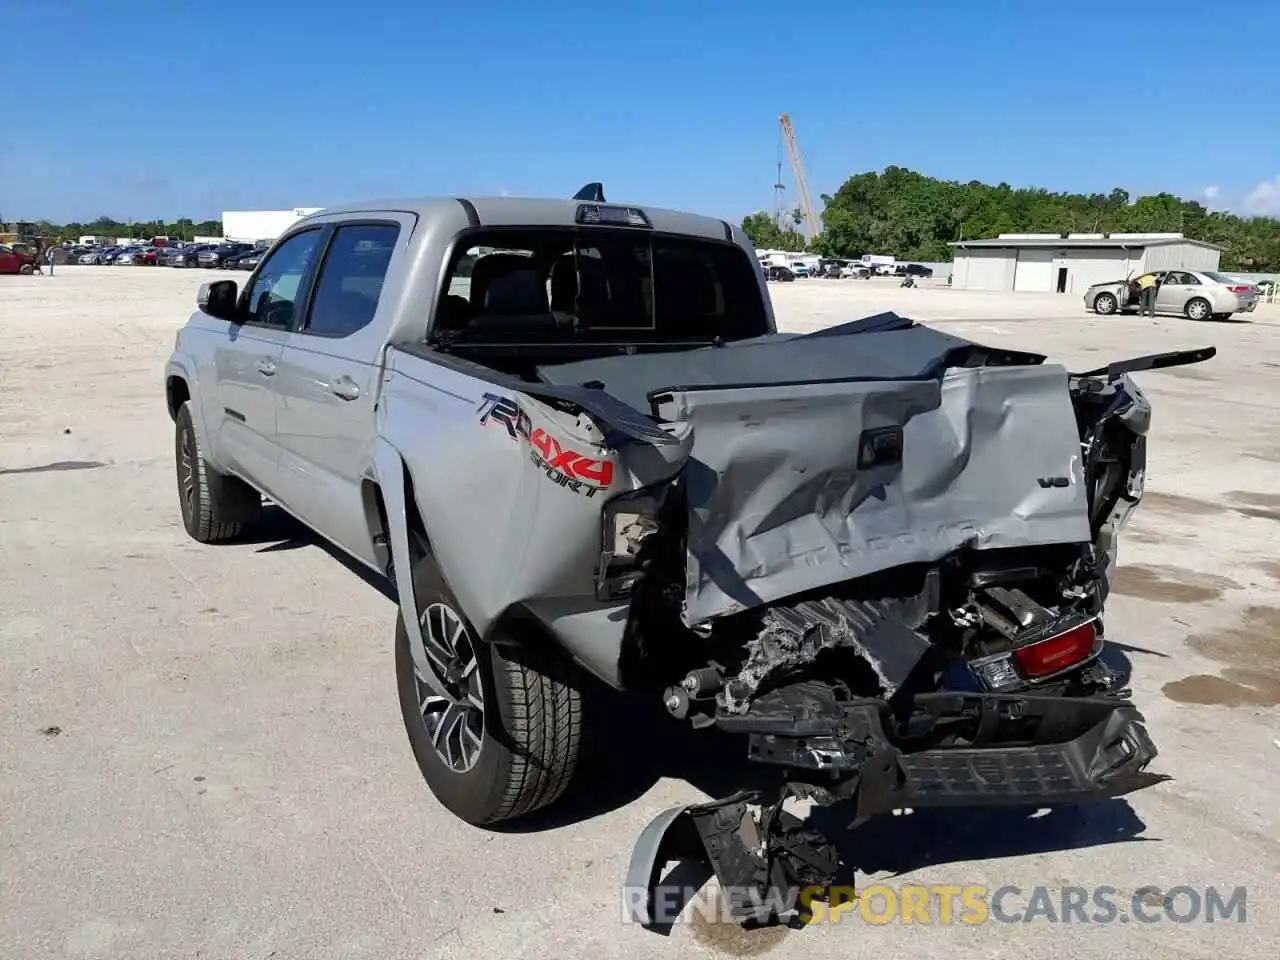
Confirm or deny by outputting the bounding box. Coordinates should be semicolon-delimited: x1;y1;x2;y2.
1013;621;1098;678
968;619;1101;691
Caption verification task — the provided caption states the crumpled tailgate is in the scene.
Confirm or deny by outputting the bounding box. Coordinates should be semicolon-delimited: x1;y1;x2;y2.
654;363;1094;625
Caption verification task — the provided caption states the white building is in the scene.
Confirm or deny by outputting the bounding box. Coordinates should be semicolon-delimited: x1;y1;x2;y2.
221;207;323;244
948;233;1223;294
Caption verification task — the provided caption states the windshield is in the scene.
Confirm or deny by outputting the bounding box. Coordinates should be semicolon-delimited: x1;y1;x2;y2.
434;228;768;343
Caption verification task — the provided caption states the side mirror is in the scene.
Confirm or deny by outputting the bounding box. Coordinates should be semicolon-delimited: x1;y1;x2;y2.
198;279;241;322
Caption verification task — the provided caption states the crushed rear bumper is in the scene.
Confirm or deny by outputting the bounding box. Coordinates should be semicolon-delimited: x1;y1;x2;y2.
625;692;1166;928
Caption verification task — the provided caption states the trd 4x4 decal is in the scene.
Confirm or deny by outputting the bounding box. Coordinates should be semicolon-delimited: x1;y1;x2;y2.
477;392;530;440
477;392;614;497
529;428;614;497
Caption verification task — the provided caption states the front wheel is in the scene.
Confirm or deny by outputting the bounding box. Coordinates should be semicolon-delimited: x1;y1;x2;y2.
1093;292;1118;315
1185;297;1212;321
396;554;583;825
174;402;259;542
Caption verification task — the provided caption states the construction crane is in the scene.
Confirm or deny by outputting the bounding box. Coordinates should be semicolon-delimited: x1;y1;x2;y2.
778;113;822;240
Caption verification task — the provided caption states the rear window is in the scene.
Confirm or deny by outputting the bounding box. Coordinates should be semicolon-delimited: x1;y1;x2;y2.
1201;271;1241;284
432;228;767;343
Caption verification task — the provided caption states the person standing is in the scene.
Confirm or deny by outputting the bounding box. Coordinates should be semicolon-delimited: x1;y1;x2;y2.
1137;272;1158;317
46;245;57;276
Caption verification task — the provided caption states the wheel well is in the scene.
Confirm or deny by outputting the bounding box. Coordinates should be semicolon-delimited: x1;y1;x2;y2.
361;459;430;575
166;376;190;421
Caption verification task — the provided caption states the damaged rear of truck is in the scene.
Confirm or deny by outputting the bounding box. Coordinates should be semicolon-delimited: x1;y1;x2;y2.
597;331;1212;926
364;194;1214;927
482;320;1207;926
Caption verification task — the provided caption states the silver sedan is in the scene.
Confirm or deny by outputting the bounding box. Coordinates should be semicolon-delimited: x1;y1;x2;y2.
1084;270;1259;320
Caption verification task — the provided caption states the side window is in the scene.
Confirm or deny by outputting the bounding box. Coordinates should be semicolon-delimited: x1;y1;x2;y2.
243;230;324;329
303;223;401;337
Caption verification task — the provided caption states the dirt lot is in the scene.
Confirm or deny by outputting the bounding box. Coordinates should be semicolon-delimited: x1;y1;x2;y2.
2;267;1279;960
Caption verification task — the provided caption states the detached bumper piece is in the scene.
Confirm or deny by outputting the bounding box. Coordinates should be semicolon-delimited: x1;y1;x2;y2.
625;787;841;928
626;689;1167;930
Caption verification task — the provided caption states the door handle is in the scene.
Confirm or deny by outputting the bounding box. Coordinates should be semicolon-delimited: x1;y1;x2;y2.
256;358;277;377
330;376;360;401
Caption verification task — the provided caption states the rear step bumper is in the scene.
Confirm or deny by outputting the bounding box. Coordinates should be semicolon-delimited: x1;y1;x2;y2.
625;693;1167;928
719;690;1166;815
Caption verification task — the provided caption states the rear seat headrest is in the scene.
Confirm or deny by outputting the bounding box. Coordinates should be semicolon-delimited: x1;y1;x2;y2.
484;268;549;314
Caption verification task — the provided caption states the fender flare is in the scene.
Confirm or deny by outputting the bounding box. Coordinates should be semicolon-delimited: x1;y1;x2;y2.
165;358;211;449
368;438;450;701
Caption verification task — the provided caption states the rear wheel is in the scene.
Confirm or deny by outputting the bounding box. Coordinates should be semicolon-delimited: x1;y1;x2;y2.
18;264;33;276
1185;297;1212;321
396;554;583;825
1093;292;1118;315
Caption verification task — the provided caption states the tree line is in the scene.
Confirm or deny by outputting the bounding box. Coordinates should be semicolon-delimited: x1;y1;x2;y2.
35;217;224;242
742;166;1280;271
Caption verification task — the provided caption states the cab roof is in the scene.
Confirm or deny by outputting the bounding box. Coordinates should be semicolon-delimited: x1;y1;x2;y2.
299;194;739;245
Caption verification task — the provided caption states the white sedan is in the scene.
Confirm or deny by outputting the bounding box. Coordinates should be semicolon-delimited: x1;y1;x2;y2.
1085;270;1260;320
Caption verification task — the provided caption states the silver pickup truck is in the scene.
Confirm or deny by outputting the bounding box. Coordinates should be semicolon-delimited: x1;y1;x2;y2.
165;185;1212;925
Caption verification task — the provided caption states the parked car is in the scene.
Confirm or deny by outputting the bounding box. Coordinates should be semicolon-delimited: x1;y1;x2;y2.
197;243;252;269
166;186;1199;924
1084;270;1259;320
221;247;264;269
114;248;147;265
0;243;37;274
234;248;269;271
165;245;211;267
765;264;795;281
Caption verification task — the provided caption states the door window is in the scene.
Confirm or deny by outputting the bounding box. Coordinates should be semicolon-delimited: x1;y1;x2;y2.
302;223;401;337
1167;271;1198;285
242;229;324;329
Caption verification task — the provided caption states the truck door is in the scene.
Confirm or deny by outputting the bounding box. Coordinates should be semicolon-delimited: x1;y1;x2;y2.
272;219;405;565
213;227;326;497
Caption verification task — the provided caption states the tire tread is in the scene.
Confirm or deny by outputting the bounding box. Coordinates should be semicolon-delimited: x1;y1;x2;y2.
490;646;583;821
177;402;244;543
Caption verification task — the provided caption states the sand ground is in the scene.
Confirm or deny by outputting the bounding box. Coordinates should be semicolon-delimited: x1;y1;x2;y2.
2;267;1279;959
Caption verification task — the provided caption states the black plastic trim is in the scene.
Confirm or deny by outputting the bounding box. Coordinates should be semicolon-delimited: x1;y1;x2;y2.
456;198;480;227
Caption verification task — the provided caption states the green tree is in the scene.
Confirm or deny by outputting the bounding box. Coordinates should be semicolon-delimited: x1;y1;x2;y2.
741;212;806;252
813;169;1280;271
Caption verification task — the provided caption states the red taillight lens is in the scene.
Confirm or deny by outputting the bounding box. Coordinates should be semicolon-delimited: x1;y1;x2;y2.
1227;285;1253;294
1013;622;1098;678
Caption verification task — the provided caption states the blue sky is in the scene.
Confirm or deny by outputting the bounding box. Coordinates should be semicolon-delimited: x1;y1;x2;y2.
3;0;1278;224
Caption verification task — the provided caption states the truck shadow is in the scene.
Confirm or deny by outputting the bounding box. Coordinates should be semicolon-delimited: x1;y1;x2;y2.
244;505;396;601
495;670;1153;874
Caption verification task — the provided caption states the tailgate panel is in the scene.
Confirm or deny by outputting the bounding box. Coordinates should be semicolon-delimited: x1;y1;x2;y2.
656;364;1092;625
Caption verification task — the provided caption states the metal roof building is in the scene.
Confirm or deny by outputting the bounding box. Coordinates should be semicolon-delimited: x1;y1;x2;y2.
221;208;324;244
948;233;1223;294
